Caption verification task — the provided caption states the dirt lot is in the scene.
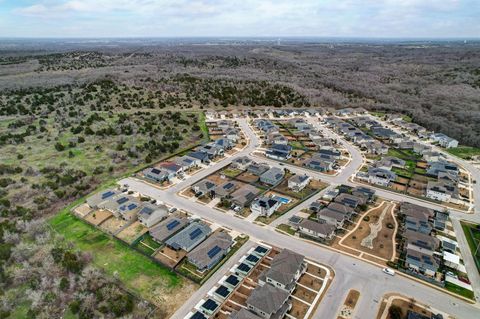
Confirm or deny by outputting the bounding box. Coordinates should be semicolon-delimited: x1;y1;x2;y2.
236;171;260;183
74;203;92;217
307;263;327;279
298;273;324;291
99;216;127;234
84;209;112;226
385;297;433;319
117;221;148;243
341;202;396;260
391;182;407;192
206;173;230;185
289;298;309;318
154;246;186;268
293;285;317;304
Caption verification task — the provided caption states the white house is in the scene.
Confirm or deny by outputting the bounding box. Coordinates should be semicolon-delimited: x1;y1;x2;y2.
250;197;281;217
287;174;311;192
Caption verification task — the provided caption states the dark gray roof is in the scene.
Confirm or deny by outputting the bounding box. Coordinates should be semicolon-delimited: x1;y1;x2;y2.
264;249;304;288
229;308;262;319
165;221;211;251
149;213;189;242
246;284;289;316
187;232;232;269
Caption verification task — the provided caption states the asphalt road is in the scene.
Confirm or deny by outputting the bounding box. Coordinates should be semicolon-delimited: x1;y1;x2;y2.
121;117;480;319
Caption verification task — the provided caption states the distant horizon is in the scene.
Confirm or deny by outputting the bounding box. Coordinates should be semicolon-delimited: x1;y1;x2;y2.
1;1;478;39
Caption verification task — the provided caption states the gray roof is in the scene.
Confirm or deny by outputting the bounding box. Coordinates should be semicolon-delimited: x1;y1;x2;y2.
246;284;289;316
264;249;304;288
229;309;262;319
327;202;353;215
232;156;252;167
260;167;285;184
86;189;119;208
137;203;169;222
248;162;270;175
318;208;346;222
187;232;232;270
334;193;366;207
165;221;212;251
149;213;189;242
404;230;440;250
400;202;434;220
288;174;310;184
215;181;239;197
231;185;260;206
193;179;217;194
299;220;336;236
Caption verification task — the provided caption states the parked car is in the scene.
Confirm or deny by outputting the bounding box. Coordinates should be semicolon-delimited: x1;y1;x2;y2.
382;268;395;276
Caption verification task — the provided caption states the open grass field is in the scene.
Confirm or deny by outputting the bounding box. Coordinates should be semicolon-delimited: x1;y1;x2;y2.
49;211;197;314
447;146;480;160
461;221;480;274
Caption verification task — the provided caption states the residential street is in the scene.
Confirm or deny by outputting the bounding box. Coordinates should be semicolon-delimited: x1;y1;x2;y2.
122;116;480;319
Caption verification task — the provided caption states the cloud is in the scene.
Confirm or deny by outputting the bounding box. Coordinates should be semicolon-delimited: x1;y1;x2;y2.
4;0;480;37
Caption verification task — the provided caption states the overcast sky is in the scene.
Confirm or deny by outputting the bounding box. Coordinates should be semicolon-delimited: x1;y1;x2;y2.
1;0;479;38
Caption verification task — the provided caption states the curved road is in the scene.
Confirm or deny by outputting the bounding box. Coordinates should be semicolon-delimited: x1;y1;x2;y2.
121;117;480;319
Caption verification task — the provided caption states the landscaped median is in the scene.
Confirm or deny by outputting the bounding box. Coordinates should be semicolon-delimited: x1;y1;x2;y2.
49;210;197;317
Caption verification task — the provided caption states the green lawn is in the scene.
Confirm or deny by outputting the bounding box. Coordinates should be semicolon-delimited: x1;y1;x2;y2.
276;224;295;235
447;146;480;160
461;221;480;274
445;282;475;299
221;167;243;178
49;211;181;299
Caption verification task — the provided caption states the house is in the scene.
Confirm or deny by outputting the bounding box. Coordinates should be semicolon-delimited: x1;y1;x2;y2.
99;195;141;220
327;202;354;218
298;220;336;240
217;120;233;130
405;249;439;276
231;185;260;207
267;132;288;145
250;197;281;217
159;161;184;176
334;193;366;208
426;161;458;178
215;181;239;198
149;213;189;243
430;133;459;149
322;188;339;201
137;203;169;228
187;231;233;272
199;298;219;316
188;151;210;163
426;180;458;202
260;167;285;186
317;208;347;227
224;128;239;142
352;186;375;202
231;156;252;170
404;230;440;252
199;143;224;159
287;174;311;191
259;249;305;292
375;156;406;170
303;158;333;172
405;216;432;235
86;189;119;208
265;144;292;161
399;202;435;220
175;156;200;171
248;162;270;176
443;251;461;270
192;180;217;197
368;167;397;186
215;138;234;151
423;151;446;162
230;308;263;319
317;149;341;159
246;284;290;319
165;221;212;252
143;167;172;183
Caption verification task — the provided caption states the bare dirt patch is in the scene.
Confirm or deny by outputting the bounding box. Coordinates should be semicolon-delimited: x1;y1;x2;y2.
84;209;112;226
116;221;148;243
153;246;186;268
99;216;127;234
341;202;396;260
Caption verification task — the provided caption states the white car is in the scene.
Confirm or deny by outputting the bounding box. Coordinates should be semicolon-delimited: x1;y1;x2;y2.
382;268;395;276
